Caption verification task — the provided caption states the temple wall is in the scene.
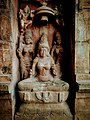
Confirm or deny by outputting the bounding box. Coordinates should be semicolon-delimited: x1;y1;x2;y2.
75;0;90;119
0;0;90;120
0;0;19;119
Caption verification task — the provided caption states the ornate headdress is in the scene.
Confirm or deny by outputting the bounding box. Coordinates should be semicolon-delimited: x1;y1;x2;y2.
38;33;50;51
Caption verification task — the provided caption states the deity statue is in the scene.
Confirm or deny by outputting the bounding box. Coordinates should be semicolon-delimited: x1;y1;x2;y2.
17;34;69;104
15;3;72;119
31;33;57;82
19;5;34;32
51;31;63;64
51;31;63;78
17;30;34;79
20;33;57;82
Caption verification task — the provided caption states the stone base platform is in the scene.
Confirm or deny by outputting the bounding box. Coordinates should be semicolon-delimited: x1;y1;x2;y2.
18;80;69;103
15;102;72;120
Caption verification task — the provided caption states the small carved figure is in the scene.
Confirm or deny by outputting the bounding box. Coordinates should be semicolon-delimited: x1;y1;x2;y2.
30;33;57;82
17;30;34;79
51;32;63;64
54;5;64;26
19;5;34;32
51;32;63;78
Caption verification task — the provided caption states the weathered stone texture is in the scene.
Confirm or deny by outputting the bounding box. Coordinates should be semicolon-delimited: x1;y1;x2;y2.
0;83;12;120
75;16;86;42
75;97;90;120
75;8;90;74
15;103;72;120
19;91;69;103
0;81;11;91
76;73;90;80
76;80;90;92
0;1;12;120
79;0;90;9
75;80;90;120
0;0;12;77
75;42;89;73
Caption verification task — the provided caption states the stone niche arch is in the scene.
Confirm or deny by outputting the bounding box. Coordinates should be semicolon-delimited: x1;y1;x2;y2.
11;0;75;120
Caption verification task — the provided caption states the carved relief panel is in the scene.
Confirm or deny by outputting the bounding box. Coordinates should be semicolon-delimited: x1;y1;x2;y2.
15;1;72;119
17;0;64;80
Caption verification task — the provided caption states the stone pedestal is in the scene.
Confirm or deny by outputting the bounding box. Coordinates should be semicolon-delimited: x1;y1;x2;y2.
15;80;72;120
15;102;72;120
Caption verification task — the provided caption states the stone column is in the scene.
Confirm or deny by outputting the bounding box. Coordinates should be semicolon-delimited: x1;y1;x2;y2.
75;0;90;119
0;0;12;119
0;0;19;120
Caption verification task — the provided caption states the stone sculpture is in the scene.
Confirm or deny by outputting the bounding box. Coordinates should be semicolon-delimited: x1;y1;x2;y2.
16;3;72;120
31;33;57;82
17;30;34;79
18;33;69;103
51;31;63;77
19;5;34;32
51;31;63;64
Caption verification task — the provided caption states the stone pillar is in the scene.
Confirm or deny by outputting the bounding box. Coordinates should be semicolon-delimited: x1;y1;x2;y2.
0;0;19;120
75;0;90;119
0;0;12;119
0;83;12;120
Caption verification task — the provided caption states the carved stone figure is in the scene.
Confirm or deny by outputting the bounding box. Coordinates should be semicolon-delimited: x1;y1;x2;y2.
51;31;63;64
18;33;69;103
19;5;34;32
30;33;57;82
51;31;63;78
16;2;72;119
17;30;34;79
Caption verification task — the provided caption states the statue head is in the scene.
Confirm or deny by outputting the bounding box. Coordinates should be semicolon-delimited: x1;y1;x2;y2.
55;32;61;45
23;5;30;20
38;33;50;57
24;5;30;14
25;30;33;44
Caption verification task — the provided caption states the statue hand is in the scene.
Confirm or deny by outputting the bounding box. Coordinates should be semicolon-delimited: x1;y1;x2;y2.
29;69;33;78
17;48;22;57
52;65;57;76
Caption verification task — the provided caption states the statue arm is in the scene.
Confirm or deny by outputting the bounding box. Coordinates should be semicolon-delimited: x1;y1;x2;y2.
51;57;57;76
17;48;22;58
51;45;55;57
32;57;38;76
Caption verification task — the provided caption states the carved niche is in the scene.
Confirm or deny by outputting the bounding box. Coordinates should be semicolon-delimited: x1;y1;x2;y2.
15;1;72;119
17;0;64;80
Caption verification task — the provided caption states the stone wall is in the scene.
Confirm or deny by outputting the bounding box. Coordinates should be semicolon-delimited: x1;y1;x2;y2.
0;0;19;119
0;0;12;119
75;0;90;120
0;0;90;120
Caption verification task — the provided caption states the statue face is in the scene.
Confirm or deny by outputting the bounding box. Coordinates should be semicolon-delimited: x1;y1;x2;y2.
57;39;61;45
39;47;47;58
25;36;32;44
